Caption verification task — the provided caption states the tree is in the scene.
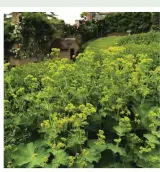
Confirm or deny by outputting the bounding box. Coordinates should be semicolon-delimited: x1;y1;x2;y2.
80;12;87;19
151;12;160;31
4;12;65;61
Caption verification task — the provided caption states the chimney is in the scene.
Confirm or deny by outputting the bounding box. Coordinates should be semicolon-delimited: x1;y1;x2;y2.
11;12;20;24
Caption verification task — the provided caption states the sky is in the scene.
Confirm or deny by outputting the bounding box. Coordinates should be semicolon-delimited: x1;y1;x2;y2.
6;10;84;25
53;9;83;25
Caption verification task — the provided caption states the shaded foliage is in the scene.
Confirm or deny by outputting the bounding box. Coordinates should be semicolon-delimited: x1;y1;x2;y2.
104;12;152;34
4;12;65;60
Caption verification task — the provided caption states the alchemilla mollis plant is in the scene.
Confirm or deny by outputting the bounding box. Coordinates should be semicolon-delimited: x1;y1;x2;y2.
4;32;160;168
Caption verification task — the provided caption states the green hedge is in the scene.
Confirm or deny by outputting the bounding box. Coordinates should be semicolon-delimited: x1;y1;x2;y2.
104;12;152;34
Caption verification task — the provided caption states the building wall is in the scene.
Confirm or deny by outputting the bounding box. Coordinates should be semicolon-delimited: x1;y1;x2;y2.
86;12;93;21
9;48;78;67
59;50;70;59
9;57;38;66
74;44;79;53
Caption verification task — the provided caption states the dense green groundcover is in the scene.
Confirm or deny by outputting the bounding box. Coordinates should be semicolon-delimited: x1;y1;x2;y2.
4;32;160;168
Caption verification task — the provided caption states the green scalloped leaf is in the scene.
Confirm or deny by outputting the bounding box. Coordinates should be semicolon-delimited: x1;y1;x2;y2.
144;134;159;144
132;103;152;129
67;130;87;148
12;141;50;167
87;139;107;152
85;148;101;163
48;149;69;168
113;125;126;136
107;143;126;156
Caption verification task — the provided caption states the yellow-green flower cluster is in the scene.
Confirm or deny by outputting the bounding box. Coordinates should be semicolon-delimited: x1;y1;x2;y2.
117;116;132;134
148;108;160;138
7;161;12;168
52;142;66;149
24;74;34;80
82;149;89;156
31;153;38;158
114;138;121;144
120;108;131;116
79;103;96;115
4;62;10;71
107;46;126;54
139;146;152;154
5;145;12;150
134;118;141;125
24;74;38;89
40;120;50;128
41;76;54;86
11;93;17;99
40;156;48;167
65;103;76;112
81;161;88;167
16;87;25;95
4;100;9;104
97;130;106;144
78;113;87;120
68;156;76;167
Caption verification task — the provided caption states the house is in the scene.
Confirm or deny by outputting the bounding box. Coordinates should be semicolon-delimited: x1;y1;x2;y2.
82;12;115;22
51;38;80;59
74;12;113;27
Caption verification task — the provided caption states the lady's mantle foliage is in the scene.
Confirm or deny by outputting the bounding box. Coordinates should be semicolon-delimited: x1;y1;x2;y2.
4;32;160;168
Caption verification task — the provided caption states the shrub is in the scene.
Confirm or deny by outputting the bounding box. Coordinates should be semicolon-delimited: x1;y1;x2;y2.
122;43;160;68
118;31;160;45
50;48;60;58
4;35;160;168
117;31;160;69
151;12;160;31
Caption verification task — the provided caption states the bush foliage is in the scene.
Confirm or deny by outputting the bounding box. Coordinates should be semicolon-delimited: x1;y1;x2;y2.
104;12;152;34
118;31;160;45
4;12;66;60
4;32;160;168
